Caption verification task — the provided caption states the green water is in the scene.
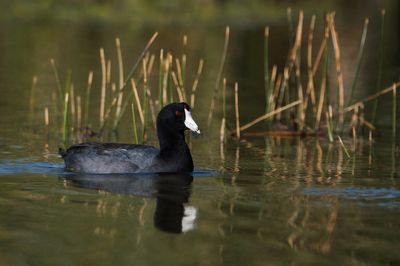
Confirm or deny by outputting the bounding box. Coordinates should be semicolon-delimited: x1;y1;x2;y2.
1;1;400;265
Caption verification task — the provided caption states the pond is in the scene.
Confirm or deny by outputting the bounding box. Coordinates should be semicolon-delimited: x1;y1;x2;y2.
0;1;400;265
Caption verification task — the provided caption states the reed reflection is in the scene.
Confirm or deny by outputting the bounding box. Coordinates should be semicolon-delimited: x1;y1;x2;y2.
62;173;195;234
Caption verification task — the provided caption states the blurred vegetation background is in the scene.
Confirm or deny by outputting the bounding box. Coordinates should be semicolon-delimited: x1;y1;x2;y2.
0;0;368;26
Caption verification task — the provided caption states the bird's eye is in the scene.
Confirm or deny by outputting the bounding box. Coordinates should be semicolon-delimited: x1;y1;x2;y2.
175;110;183;116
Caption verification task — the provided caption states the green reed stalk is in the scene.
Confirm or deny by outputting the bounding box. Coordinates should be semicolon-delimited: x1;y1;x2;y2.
50;59;63;104
158;49;164;108
287;8;294;46
234;82;240;139
220;78;227;143
338;136;351;159
264;26;271;115
182;35;187;91
69;84;76;129
142;89;149;143
63;92;69;146
207;26;230;128
315;26;329;130
142;61;149;143
325;107;334;142
371;9;386;125
84;71;93;127
99;48;107;127
29;76;37;124
131;103;138;144
393;83;397;138
347;18;369;107
190;59;204;108
99;32;158;134
115;37;125;123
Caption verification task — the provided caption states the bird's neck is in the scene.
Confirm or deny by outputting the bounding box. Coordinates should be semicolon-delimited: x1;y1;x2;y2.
157;128;193;171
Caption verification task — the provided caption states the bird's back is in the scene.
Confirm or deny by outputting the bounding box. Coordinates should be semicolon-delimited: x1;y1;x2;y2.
60;142;159;174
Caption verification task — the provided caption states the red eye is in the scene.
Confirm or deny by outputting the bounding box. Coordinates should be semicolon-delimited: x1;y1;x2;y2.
175;110;183;116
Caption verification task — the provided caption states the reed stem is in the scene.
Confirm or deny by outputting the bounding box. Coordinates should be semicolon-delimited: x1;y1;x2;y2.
287;8;294;46
325;111;333;142
338;136;351;159
84;71;93;127
347;18;369;107
159;49;164;108
305;15;316;113
371;9;385;125
142;60;149;142
393;83;397;138
99;48;107;127
264;26;271;115
77;95;82;131
328;14;345;128
131;103;139;144
208;26;230;128
344;82;400;113
99;32;158;133
131;79;144;125
115;37;125;123
44;107;49;127
234;82;240;138
50;59;63;104
220;78;227;142
63;92;69;146
190;59;204;108
182;35;187;90
238;100;301;133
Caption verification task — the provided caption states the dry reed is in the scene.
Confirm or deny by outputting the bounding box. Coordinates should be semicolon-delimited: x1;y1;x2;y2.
234;82;240;138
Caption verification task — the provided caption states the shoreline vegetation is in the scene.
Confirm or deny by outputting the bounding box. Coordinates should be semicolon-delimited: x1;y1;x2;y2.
31;9;399;157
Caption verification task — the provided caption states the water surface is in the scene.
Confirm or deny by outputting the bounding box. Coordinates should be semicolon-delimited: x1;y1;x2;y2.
0;1;400;265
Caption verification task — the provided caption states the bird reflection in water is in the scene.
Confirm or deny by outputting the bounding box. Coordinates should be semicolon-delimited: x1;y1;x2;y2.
62;173;196;234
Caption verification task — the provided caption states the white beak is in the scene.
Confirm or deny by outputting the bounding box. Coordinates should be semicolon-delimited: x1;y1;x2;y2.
184;109;200;134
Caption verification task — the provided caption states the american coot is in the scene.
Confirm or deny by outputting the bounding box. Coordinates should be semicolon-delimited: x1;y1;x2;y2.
59;102;200;174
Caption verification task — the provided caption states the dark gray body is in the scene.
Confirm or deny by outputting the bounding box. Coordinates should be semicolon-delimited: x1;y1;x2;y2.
60;141;194;174
60;143;158;174
59;103;197;174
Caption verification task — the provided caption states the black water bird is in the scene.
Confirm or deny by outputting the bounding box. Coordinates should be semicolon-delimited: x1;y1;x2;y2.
59;102;200;174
